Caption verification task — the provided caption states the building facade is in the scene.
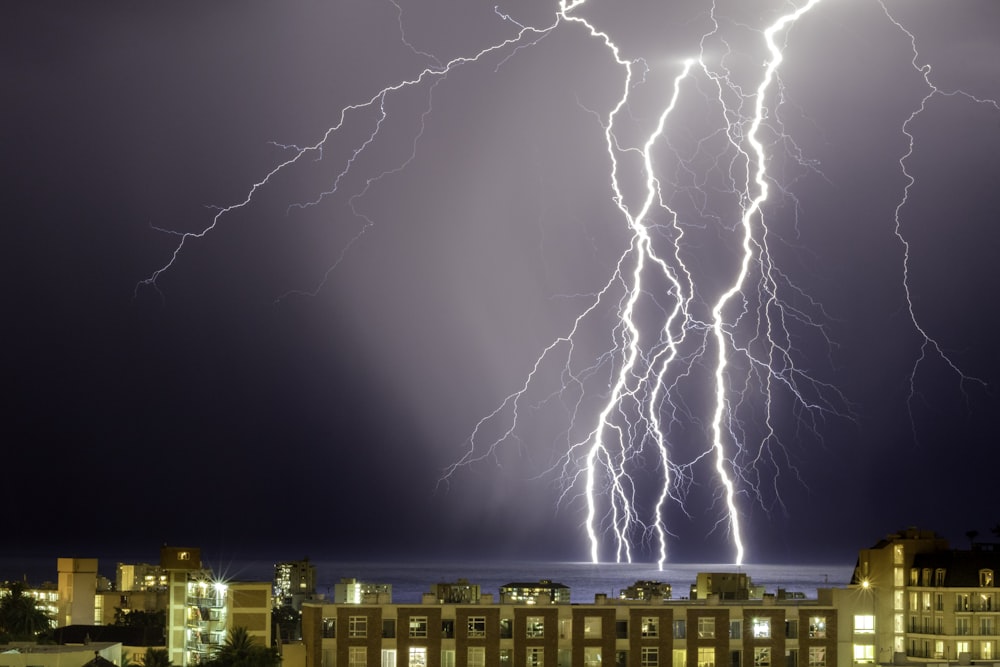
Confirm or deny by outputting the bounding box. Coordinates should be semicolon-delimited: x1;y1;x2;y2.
300;592;839;667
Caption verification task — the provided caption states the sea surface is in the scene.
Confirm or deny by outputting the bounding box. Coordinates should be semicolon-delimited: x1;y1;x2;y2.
0;558;851;603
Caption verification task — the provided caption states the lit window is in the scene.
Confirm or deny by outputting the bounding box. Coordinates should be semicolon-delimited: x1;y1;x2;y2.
752;618;771;639
409;648;427;667
350;647;367;667
584;617;602;638
853;645;874;664
809;617;826;639
957;642;971;657
527;617;544;638
468;616;486;638
527;648;544;667
854;615;874;634
894;545;904;565
584;648;602;667
754;648;770;667
981;570;994;588
957;593;970;611
322;617;336;638
697;648;715;667
698;618;715;639
350;616;368;638
641;648;658;667
409;617;428;639
982;641;994;660
641;617;659;638
468;647;485;667
808;648;825;667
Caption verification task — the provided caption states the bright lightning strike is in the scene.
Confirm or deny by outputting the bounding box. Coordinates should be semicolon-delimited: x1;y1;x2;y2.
139;1;995;567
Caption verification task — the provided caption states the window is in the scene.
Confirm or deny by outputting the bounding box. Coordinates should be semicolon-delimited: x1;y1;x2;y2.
934;641;944;659
753;648;770;667
527;616;544;638
616;621;628;640
409;617;428;638
957;641;971;657
641;648;658;667
982;570;995;587
500;618;512;639
981;593;995;611
383;620;396;638
642;617;659;638
500;650;512;667
442;652;455;667
922;592;931;611
698;618;715;639
808;617;826;639
894;544;904;564
752;618;771;639
909;592;918;611
921;569;931;587
957;594;970;611
730;621;741;639
854;615;874;634
468;616;486;638
409;648;427;667
957;617;970;636
935;593;944;611
468;647;485;667
673;620;686;639
527;648;544;667
894;614;904;633
350;647;367;667
807;648;825;667
895;568;904;587
584;648;602;667
322;617;336;638
786;620;798;640
698;648;715;667
853;645;874;664
894;590;904;611
349;616;368;638
909;569;918;586
982;641;993;660
442;620;454;639
584;617;602;638
936;569;946;586
382;649;397;667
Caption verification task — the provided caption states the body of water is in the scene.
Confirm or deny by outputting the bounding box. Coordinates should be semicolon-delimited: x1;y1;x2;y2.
1;556;854;603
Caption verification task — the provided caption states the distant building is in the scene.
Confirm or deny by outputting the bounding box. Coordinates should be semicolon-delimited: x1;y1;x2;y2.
57;558;98;627
0;642;121;667
499;580;570;605
619;581;671;602
118;563;169;592
334;579;392;605
275;560;318;610
432;579;482;605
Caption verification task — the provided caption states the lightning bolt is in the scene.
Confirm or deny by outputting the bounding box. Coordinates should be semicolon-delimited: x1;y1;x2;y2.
138;0;993;566
878;0;996;433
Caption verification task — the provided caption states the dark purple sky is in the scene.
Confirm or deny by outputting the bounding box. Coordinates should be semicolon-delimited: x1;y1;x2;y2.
4;0;999;567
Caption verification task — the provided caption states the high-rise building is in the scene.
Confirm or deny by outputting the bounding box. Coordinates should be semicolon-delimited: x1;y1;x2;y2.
275;559;318;609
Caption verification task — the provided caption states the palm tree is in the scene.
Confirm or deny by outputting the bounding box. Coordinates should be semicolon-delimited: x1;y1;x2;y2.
0;581;53;641
141;648;173;667
206;627;281;667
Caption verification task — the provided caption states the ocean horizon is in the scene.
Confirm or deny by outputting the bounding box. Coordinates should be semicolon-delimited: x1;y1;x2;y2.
1;556;854;604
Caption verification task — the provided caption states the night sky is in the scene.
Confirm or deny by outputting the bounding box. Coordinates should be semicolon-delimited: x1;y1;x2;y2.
4;0;999;568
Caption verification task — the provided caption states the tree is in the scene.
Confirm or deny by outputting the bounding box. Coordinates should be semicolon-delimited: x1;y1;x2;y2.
140;648;173;667
204;627;281;667
0;581;53;641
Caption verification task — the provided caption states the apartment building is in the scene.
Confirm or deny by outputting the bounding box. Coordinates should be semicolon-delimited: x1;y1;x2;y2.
850;527;1000;663
300;587;839;667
